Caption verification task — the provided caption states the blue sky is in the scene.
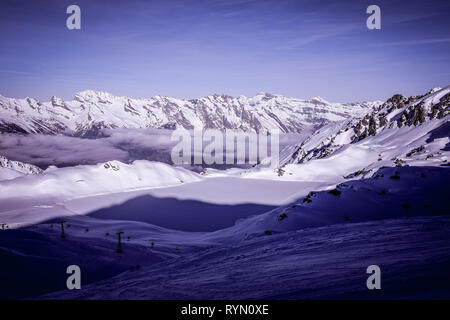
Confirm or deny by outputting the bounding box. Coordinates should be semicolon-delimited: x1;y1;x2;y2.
0;0;449;102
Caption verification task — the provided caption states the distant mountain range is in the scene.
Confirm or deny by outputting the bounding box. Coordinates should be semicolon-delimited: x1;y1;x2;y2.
0;90;380;136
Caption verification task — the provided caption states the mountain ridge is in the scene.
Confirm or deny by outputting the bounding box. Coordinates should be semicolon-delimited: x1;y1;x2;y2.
279;85;450;168
0;90;380;136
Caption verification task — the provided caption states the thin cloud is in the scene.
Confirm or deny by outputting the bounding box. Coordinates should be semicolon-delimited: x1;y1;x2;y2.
374;38;450;47
0;69;30;75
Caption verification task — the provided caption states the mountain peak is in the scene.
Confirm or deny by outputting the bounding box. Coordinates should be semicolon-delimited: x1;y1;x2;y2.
255;92;277;98
310;96;329;104
428;87;442;94
75;90;114;100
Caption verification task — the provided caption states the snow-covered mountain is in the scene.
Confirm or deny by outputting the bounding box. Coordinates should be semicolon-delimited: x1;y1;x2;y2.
0;90;379;136
0;155;43;181
0;155;43;175
0;160;200;211
279;86;450;168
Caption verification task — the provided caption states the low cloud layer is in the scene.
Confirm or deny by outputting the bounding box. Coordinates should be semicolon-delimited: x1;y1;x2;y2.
0;129;306;169
0;129;175;168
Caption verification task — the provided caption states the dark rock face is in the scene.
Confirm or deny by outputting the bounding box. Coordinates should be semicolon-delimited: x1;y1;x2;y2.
368;116;377;136
354;92;435;141
408;102;426;126
0;122;28;134
387;94;407;105
397;111;408;128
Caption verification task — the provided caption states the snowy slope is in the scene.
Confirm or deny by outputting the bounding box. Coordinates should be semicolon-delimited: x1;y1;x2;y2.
37;215;450;300
0;155;43;181
0;91;379;135
219;166;450;240
1;164;448;299
0;160;201;199
0;160;202;227
280;86;449;167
